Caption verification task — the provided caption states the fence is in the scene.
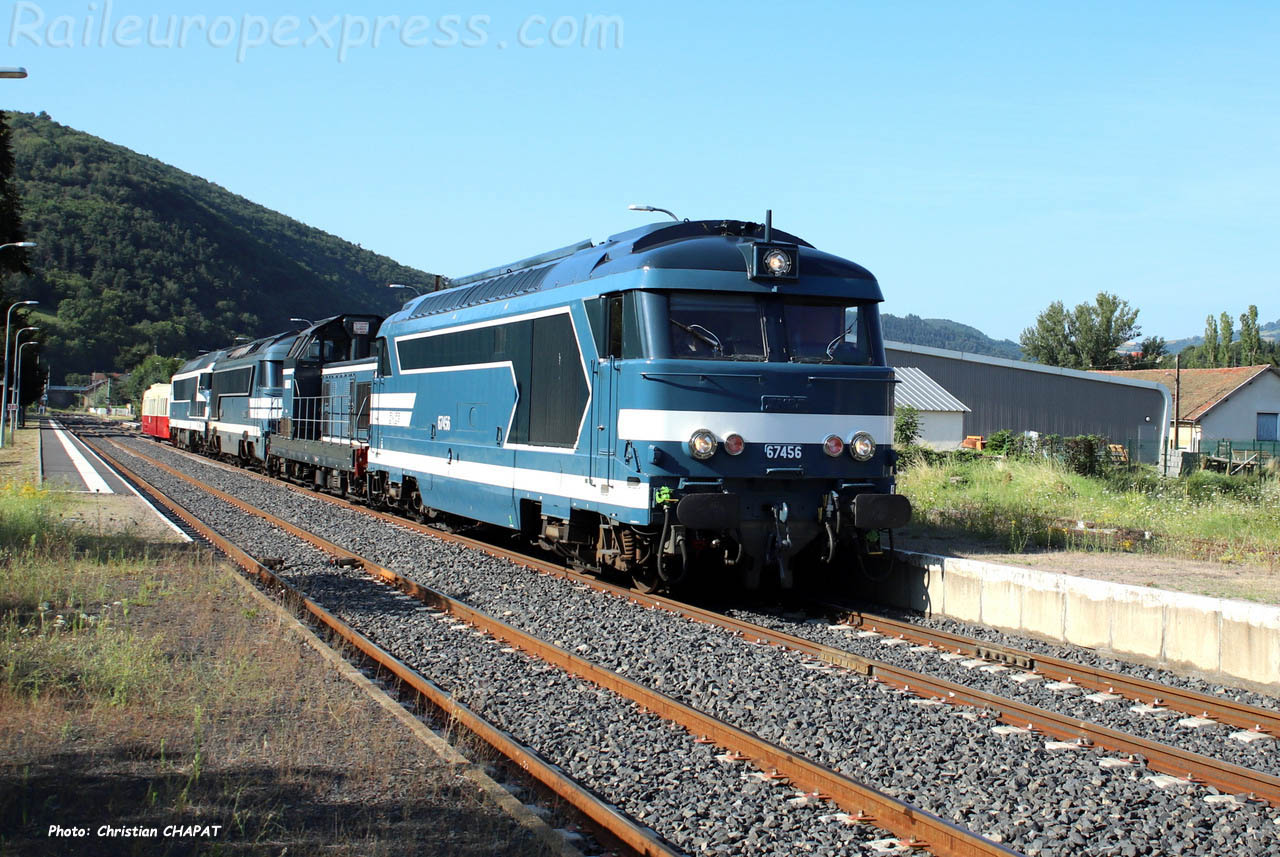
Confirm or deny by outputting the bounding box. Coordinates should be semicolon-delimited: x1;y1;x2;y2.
1202;439;1278;476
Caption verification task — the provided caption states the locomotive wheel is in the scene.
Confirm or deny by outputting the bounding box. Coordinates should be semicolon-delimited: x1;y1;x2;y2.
631;565;662;594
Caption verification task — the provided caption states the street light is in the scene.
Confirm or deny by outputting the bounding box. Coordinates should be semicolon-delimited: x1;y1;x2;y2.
0;68;28;79
10;326;38;439
0;299;37;449
14;341;37;431
627;204;681;222
290;317;313;327
0;242;36;251
389;283;423;297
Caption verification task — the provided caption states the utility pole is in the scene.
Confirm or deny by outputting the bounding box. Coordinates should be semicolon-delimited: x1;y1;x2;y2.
1174;352;1181;454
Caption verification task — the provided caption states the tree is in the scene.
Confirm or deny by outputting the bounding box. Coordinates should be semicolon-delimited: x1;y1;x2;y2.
1240;305;1261;365
1020;292;1140;369
1218;312;1234;367
1202;315;1219;368
0;111;30;275
123;354;182;407
1134;335;1167;369
0;110;37;414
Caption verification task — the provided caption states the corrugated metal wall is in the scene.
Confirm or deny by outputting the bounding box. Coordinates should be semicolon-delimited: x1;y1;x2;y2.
886;344;1167;458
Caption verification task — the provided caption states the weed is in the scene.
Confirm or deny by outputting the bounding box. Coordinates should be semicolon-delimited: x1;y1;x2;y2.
898;456;1280;560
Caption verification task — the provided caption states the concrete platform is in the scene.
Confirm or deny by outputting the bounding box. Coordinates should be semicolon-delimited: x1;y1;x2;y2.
40;418;131;493
39;418;191;543
868;549;1280;692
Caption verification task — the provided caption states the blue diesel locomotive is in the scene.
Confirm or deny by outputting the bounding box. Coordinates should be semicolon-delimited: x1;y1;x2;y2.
169;214;911;590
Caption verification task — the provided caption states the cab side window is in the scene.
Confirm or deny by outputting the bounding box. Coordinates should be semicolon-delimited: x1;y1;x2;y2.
376;338;392;376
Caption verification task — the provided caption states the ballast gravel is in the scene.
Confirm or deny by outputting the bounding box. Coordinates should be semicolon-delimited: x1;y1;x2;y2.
103;441;913;857
723;607;1280;776
103;436;1280;857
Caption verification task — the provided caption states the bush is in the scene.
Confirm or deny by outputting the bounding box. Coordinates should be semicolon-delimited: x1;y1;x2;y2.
1183;470;1264;502
897;443;943;468
1063;435;1107;477
894;405;921;447
1103;469;1161;494
986;430;1015;456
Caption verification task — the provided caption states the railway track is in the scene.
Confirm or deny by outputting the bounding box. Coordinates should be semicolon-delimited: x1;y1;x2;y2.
81;424;1009;857
821;604;1280;736
74;420;1280;855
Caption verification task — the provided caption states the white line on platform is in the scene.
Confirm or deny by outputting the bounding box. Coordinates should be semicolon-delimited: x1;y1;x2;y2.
73;434;194;543
49;420;113;494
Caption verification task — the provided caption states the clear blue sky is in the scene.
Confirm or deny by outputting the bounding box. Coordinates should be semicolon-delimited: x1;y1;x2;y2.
3;0;1277;342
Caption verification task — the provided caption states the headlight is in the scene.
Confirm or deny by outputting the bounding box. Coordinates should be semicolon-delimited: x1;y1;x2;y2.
850;432;876;461
762;248;792;276
822;434;844;457
688;429;718;460
724;432;745;456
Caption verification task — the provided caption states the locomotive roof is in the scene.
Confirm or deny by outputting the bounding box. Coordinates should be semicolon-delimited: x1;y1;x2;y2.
390;218;880;324
178;349;226;374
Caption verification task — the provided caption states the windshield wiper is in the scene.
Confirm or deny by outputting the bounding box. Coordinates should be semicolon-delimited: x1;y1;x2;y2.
671;319;723;354
824;320;858;361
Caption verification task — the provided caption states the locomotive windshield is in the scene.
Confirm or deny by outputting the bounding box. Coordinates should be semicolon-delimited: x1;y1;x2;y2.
665;293;878;365
669;294;766;360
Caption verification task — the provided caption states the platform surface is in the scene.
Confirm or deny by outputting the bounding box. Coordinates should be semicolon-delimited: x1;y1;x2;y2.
39;418;132;494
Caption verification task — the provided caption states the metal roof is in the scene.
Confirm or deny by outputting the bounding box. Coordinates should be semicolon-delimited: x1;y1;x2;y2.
894;366;970;413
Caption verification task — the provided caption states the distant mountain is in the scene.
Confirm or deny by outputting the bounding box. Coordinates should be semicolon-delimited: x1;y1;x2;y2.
6;111;435;381
882;313;1022;360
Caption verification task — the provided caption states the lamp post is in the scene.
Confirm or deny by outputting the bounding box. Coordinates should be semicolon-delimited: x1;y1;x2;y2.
0;242;37;447
290;317;313;327
14;341;36;431
9;326;37;438
389;283;423;297
1;297;38;449
627;203;681;222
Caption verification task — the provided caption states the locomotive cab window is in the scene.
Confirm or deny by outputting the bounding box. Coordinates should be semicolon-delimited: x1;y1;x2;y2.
587;292;641;359
375;337;391;376
605;294;623;358
260;360;283;389
668;293;766;360
782;301;875;365
660;292;882;365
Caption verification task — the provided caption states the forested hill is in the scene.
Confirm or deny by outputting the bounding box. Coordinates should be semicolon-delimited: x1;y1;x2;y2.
882;313;1022;360
6;111;434;381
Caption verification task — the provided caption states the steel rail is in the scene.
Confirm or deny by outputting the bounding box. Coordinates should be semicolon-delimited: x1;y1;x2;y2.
97;429;1280;804
93;432;1022;857
820;603;1280;738
90;443;683;857
102;429;1280;804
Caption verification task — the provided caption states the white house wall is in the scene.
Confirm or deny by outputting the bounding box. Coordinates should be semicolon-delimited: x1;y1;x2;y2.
916;410;966;450
1198;371;1280;444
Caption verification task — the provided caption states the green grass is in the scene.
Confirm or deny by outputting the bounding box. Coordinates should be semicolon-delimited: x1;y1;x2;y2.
898;456;1280;561
0;482;164;617
0;478;556;857
0;483;176;707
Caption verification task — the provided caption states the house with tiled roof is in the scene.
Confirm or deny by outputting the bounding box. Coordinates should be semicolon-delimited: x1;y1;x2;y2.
1098;365;1280;451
